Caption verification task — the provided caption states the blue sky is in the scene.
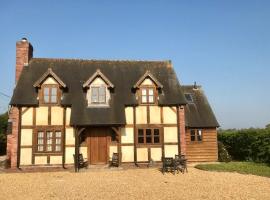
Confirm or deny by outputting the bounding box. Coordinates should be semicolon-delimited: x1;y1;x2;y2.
0;0;269;129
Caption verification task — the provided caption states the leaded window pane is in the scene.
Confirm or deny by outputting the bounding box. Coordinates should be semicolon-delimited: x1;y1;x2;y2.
51;95;57;103
47;145;52;151
142;96;147;103
44;87;49;96
38;138;44;145
154;129;160;143
138;129;144;144
51;87;57;95
46;131;53;151
56;138;61;145
146;129;152;143
148;96;154;103
190;130;196;141
91;87;99;103
44;95;50;103
38;131;44;138
55;145;61;152
148;88;154;95
55;131;61;138
38;146;43;151
197;130;202;141
142;89;147;95
99;86;106;96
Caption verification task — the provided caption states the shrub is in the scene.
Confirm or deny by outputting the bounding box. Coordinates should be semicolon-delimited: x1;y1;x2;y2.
218;141;231;162
218;128;270;164
0;112;8;155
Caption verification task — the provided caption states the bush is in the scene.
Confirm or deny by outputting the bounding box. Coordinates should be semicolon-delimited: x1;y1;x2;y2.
218;129;270;164
0;112;8;155
218;141;231;162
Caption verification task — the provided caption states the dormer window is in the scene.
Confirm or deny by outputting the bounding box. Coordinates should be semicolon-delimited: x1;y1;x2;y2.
33;68;66;105
91;86;106;104
83;69;114;107
42;85;59;104
141;87;155;104
133;70;163;105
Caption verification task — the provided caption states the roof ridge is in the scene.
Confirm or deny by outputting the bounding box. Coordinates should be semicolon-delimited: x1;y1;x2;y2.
182;85;202;88
31;57;170;64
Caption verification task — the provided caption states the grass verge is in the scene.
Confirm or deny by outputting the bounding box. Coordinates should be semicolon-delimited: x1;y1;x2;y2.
195;162;270;178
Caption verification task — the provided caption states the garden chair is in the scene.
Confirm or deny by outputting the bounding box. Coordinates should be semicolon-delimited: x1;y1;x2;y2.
110;153;119;167
162;157;175;174
73;153;88;169
175;154;188;173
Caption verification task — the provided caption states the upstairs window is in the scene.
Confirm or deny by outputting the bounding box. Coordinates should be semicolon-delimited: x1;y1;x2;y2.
41;85;59;104
91;86;106;104
190;129;202;142
141;87;155;104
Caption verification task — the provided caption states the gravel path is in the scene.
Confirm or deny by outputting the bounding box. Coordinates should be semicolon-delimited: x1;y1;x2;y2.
0;167;269;200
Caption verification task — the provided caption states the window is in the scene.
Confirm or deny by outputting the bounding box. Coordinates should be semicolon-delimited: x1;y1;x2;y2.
42;85;59;104
91;86;106;104
138;129;144;144
184;93;193;103
137;128;161;144
141;87;155;104
190;129;203;142
36;130;62;153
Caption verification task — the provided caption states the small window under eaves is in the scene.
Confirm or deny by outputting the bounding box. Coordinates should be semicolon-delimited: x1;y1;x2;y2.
184;93;193;103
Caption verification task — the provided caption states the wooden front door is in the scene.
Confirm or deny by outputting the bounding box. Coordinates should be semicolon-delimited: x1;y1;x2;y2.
88;128;109;164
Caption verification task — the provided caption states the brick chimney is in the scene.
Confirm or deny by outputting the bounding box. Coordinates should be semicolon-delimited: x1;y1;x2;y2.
6;38;33;169
15;38;33;83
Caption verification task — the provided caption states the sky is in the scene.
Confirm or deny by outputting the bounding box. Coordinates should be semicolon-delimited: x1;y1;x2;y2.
0;0;269;129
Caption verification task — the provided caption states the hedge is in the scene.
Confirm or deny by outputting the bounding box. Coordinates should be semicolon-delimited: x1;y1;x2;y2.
218;129;270;164
0;112;8;155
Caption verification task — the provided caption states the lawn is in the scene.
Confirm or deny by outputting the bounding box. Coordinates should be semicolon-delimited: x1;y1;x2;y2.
195;162;270;178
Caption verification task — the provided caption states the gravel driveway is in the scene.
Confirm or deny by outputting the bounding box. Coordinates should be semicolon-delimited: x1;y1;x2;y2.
0;167;269;200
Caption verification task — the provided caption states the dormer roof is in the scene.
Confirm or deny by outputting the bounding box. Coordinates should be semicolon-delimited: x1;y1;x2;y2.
33;67;66;88
83;69;114;88
133;70;163;89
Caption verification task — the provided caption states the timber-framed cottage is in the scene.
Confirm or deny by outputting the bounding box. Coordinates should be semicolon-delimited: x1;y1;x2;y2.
6;38;219;170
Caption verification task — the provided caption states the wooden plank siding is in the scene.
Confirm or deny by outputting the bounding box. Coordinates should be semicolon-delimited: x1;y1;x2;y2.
185;128;218;162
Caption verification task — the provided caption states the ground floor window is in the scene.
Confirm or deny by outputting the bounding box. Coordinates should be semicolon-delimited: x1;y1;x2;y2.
190;129;202;142
36;129;62;153
137;128;161;144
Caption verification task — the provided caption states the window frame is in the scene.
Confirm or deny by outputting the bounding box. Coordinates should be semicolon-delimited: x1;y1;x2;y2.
40;84;60;105
139;86;157;105
136;127;162;145
89;85;108;105
86;84;110;107
190;129;203;142
35;129;63;154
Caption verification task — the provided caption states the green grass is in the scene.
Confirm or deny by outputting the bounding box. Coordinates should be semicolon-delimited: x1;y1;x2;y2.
195;162;270;178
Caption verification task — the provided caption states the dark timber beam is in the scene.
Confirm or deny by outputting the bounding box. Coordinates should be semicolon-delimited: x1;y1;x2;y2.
176;106;181;155
74;127;79;172
133;106;138;166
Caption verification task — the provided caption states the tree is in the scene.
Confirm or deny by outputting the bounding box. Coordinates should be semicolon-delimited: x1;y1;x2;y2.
0;112;8;155
266;124;270;129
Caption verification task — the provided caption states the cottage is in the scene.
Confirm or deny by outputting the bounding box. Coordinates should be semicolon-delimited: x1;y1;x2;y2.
6;38;219;170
